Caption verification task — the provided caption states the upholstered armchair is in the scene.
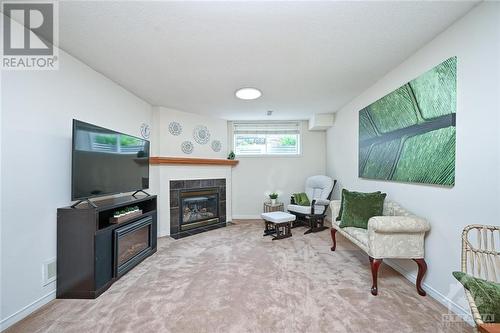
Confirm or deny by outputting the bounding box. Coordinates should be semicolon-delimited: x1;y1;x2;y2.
287;175;337;234
330;200;431;295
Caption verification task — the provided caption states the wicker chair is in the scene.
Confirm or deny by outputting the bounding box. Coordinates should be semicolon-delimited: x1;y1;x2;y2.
461;224;500;328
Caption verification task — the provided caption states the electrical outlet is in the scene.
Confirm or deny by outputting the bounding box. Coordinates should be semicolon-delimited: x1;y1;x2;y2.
42;258;56;286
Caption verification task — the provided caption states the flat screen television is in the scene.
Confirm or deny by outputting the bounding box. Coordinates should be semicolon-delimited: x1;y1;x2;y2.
72;120;150;201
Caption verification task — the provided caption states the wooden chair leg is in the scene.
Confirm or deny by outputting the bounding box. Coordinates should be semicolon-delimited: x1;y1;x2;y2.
303;215;328;234
330;229;337;251
413;258;427;296
369;257;383;296
304;216;316;234
316;217;327;232
263;221;275;236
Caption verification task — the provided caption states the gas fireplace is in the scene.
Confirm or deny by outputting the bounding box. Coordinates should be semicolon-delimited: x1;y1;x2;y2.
170;179;226;239
180;188;219;230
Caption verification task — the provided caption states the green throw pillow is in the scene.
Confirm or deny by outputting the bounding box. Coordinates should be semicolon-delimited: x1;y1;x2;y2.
453;271;500;323
338;190;386;229
336;189;382;221
293;192;310;206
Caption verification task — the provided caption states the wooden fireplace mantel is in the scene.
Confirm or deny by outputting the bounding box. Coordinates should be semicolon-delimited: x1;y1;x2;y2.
149;156;239;166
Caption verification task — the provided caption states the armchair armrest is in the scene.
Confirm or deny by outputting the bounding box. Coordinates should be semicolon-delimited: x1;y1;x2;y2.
312;199;330;206
310;199;330;215
368;216;430;234
329;200;341;221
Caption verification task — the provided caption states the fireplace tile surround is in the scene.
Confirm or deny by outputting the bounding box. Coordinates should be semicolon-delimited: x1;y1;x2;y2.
169;178;227;239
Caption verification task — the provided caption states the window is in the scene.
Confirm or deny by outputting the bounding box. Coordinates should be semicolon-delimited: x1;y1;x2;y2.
232;121;301;156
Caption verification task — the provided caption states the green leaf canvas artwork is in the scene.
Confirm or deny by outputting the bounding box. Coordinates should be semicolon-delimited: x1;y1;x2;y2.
358;57;456;186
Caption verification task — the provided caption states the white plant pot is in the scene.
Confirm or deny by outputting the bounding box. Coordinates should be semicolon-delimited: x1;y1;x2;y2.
271;199;277;205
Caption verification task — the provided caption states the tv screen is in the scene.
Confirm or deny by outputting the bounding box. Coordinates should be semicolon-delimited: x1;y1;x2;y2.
72;120;150;200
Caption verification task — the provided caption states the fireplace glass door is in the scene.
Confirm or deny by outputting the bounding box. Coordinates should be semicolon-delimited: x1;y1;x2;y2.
114;217;153;277
180;189;219;230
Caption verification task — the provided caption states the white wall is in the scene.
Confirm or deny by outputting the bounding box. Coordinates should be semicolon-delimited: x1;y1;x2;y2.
153;107;228;158
151;107;232;236
232;121;326;218
326;2;500;320
0;17;153;329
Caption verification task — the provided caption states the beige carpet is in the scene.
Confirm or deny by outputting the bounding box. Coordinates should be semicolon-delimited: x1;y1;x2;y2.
6;220;472;333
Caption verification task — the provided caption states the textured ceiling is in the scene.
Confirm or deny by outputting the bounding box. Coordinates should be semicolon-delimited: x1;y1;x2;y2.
56;1;477;120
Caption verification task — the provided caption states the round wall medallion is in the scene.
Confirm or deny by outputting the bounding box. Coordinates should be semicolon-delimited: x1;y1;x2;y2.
193;125;210;144
168;121;183;136
181;141;194;154
211;140;222;152
140;123;151;139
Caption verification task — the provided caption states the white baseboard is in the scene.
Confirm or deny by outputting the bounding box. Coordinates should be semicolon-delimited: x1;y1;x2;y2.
385;259;474;326
158;230;169;237
0;290;56;331
232;214;262;220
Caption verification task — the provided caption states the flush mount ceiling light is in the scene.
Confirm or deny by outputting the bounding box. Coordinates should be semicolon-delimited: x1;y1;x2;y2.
235;87;262;100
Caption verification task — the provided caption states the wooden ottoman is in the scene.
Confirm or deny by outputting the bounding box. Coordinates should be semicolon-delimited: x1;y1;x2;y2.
261;212;296;240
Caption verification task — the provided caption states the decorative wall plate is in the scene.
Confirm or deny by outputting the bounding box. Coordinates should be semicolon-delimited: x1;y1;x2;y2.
168;121;183;136
181;141;194;154
140;123;151;139
193;125;210;144
211;140;222;152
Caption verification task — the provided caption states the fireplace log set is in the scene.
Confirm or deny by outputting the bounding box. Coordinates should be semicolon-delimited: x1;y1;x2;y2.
182;194;218;225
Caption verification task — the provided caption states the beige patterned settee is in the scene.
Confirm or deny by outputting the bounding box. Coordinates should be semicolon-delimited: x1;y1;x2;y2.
329;199;431;296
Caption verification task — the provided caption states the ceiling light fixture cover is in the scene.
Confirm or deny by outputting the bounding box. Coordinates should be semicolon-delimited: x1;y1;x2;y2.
235;87;262;100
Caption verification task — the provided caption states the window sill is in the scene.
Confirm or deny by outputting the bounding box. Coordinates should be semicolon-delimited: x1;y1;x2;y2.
236;154;302;158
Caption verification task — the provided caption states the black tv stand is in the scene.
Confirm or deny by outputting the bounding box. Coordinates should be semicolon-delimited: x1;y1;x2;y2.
57;195;157;299
71;198;97;209
132;189;151;197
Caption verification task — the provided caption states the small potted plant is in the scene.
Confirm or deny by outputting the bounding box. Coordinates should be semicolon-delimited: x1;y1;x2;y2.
269;192;278;205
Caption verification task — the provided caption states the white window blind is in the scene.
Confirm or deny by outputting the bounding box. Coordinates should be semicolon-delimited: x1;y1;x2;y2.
233;121;301;135
232;121;301;156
